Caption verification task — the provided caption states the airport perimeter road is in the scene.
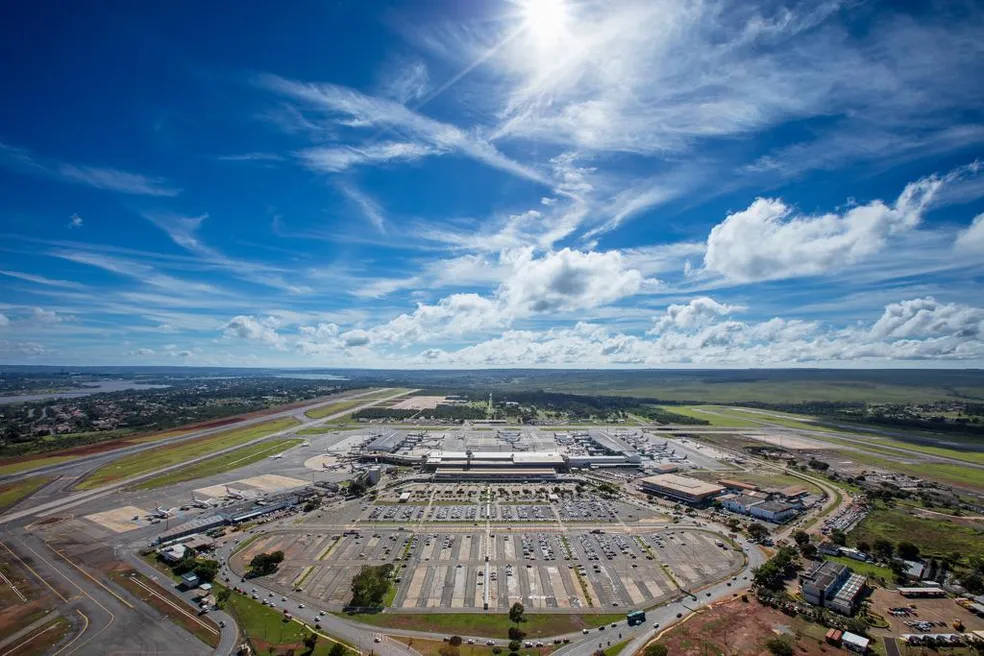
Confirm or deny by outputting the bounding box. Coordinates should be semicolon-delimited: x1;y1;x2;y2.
2;531;211;656
0;388;415;526
0;388;396;486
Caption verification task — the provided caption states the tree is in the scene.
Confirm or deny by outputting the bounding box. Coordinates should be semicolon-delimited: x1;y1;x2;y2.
792;530;810;547
509;602;526;628
439;647;459;656
800;543;818;559
747;523;770;543
889;559;908;583
872;539;893;560
508;627;526;641
765;637;793;656
857;541;871;553
350;564;394;607
508;640;522;653
830;529;847;546
449;636;462;647
645;643;669;656
329;643;346;656
897;541;920;561
215;588;231;608
249;551;285;577
302;633;318;654
193;559;220;583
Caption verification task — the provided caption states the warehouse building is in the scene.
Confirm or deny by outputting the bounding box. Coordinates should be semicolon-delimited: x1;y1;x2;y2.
749;499;801;523
639;474;725;505
800;561;867;615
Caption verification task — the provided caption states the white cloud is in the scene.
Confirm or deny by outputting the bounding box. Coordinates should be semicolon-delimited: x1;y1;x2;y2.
336;182;387;233
649;297;742;334
702;171;945;282
0;340;50;356
0;270;84;289
258;73;550;185
868;297;983;340
216;152;285;162
68;213;83;228
129;348;155;356
0;313;8;327
222;315;285;348
377;58;430;104
499;247;645;314
30;307;64;324
56;163;180;196
955;213;984;254
299;142;440;173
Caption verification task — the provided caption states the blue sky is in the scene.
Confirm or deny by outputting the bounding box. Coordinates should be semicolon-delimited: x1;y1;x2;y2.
1;0;984;368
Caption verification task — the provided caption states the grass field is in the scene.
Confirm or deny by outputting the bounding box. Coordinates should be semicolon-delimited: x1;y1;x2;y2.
0;476;51;511
133;437;304;490
658;406;759;427
848;502;984;564
831;449;984;490
304;399;367;420
0;455;81;476
220;583;357;656
78;417;300;490
7;614;72;656
824;556;895;583
691;470;822;495
336;611;625;638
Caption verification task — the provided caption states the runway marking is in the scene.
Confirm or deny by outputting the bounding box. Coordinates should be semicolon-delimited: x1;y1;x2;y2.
0;540;67;602
51;610;88;656
45;542;134;609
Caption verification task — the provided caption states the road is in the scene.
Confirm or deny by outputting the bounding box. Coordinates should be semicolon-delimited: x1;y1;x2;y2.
0;388;415;526
0;388;394;487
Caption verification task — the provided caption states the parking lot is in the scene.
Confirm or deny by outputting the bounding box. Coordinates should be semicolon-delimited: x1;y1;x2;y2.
232;527;743;613
361;498;650;524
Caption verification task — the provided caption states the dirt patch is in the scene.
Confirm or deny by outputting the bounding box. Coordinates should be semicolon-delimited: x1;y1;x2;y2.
867;587;984;637
84;506;149;533
392;396;447;410
656;598;839;656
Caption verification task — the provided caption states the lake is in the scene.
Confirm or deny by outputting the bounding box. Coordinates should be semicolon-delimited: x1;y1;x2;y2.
0;380;171;405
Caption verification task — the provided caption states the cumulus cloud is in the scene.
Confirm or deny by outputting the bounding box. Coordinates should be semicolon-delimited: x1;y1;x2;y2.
222;315;285;348
68;213;83;228
868;297;983;340
499;248;644;314
649;297;742;334
955;213;984;254
702;172;945;282
129;348;155;356
30;307;71;324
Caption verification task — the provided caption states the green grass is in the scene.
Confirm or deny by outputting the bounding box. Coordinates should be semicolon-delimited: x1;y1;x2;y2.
657;406;759;427
220;583;357;656
824;556;895;582
382;582;397;607
334;612;625;638
78;417;300;490
604;639;630;656
848;502;984;563
0;476;51;511
304;399;367;420
133;438;304;490
832;449;984;490
0;454;82;476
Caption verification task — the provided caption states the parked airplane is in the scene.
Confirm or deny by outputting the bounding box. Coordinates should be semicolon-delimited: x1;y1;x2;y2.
270;453;284;460
301;441;310;447
151;506;173;518
190;494;213;509
224;486;248;500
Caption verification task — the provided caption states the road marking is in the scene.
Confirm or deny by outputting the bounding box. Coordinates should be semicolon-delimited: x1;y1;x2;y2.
0;619;61;656
51;610;88;656
0;540;68;602
126;575;219;635
45;542;134;609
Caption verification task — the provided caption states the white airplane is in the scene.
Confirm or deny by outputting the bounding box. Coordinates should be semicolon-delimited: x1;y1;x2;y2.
270;453;284;460
225;486;248;500
190;494;213;509
151;506;173;519
301;441;310;447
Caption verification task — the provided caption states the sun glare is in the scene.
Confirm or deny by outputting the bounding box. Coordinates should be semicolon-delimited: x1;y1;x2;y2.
520;0;569;45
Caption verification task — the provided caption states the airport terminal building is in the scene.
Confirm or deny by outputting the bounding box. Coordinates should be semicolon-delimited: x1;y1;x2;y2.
424;451;565;481
639;474;725;505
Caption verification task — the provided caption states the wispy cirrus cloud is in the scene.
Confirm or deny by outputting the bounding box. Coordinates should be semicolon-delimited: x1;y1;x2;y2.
299;141;439;172
256;73;551;186
0;270;84;289
336;182;387;233
0;140;179;196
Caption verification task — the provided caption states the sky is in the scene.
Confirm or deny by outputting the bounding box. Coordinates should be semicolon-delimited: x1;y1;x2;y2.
1;0;984;369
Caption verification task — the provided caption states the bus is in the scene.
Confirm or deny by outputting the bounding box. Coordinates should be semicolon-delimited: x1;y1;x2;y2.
627;610;646;626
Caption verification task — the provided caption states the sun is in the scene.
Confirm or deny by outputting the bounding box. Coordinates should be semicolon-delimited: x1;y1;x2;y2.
520;0;570;46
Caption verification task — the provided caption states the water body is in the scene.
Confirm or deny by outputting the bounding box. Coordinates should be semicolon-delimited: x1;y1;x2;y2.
0;380;171;405
274;373;347;380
